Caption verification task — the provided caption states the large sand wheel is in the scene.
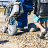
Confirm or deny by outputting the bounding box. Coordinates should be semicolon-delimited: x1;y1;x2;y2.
1;26;7;33
8;25;17;35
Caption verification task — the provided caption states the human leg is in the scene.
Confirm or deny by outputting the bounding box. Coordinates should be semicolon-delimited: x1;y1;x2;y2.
40;21;44;27
33;22;45;32
40;18;47;29
33;14;47;38
33;14;45;32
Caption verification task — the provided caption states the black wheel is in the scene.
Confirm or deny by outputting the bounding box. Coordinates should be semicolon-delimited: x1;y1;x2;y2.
28;23;37;32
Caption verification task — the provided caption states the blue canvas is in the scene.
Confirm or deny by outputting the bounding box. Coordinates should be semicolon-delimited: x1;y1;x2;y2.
17;0;33;27
17;12;27;27
20;0;33;12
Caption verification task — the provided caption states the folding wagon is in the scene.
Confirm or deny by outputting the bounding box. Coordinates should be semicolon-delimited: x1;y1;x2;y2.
1;1;36;35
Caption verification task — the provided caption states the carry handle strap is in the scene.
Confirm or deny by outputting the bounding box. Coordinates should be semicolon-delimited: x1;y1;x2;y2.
37;0;40;15
16;0;20;2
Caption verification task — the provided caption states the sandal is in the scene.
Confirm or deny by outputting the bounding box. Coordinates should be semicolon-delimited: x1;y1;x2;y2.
37;29;47;39
37;33;44;39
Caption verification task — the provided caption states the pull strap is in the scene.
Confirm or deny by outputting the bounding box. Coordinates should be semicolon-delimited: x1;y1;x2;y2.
16;0;20;2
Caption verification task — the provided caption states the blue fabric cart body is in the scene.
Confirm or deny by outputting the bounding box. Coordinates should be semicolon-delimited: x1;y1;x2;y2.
20;0;33;12
18;12;27;27
17;0;33;27
11;0;33;27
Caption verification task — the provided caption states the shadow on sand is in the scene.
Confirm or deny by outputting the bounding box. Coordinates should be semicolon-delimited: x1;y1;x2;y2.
0;40;9;44
16;28;29;36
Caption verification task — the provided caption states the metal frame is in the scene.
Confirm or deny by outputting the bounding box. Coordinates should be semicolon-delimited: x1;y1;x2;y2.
0;1;8;6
